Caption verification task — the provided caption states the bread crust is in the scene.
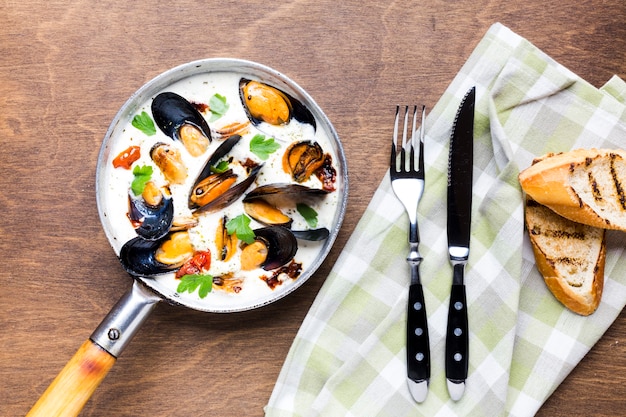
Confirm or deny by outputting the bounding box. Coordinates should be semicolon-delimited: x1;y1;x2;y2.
519;148;626;231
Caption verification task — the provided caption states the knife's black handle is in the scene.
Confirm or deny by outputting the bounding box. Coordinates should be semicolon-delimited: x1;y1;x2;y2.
407;283;430;382
445;282;468;382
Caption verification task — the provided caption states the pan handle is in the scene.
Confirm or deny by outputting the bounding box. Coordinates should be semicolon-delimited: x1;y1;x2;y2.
26;281;161;417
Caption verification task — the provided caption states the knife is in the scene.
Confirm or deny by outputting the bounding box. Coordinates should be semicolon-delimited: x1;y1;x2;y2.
445;86;475;401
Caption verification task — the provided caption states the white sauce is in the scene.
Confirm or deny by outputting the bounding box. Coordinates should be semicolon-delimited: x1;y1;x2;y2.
100;71;342;310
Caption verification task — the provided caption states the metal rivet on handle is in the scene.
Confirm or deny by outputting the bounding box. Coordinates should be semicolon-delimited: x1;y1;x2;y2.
108;328;121;341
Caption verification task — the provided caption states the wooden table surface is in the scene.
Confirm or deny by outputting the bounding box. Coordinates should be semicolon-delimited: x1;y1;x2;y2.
2;1;626;416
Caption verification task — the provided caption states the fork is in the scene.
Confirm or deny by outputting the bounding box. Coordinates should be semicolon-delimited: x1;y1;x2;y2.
390;105;430;403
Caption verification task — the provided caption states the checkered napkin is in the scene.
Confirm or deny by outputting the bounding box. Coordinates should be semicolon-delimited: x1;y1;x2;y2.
265;23;626;417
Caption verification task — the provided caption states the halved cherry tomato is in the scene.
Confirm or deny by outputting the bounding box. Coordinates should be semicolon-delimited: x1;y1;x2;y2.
113;146;141;169
176;250;211;278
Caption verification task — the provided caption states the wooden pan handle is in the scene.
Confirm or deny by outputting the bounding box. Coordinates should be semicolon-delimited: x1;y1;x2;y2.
27;281;161;416
26;339;116;417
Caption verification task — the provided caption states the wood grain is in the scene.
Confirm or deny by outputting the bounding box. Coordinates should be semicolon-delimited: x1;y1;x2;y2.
2;1;625;416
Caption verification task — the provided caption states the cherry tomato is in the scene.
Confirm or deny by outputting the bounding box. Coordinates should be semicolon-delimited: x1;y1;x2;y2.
113;146;141;169
176;251;211;278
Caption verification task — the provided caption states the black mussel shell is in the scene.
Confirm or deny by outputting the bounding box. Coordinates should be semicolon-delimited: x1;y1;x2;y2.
254;226;298;270
119;236;177;277
291;228;330;241
239;78;316;130
151;92;213;143
128;193;174;241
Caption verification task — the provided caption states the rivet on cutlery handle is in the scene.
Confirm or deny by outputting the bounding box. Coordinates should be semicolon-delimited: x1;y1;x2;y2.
445;265;468;401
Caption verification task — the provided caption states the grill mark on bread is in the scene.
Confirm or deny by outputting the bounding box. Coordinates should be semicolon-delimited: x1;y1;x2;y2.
588;172;602;202
530;225;587;240
609;153;626;210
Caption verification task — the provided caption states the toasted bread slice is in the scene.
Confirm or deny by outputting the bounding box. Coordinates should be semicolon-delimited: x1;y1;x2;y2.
519;148;626;231
525;198;605;315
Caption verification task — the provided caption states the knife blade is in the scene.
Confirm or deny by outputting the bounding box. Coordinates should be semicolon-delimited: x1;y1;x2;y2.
445;86;475;401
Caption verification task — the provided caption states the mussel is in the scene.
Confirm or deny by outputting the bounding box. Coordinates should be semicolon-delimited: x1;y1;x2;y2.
243;183;330;240
283;140;325;183
128;182;174;241
151;92;212;157
239;79;316;130
189;135;262;213
215;215;238;262
150;142;188;184
243;200;292;228
240;226;298;271
119;231;194;277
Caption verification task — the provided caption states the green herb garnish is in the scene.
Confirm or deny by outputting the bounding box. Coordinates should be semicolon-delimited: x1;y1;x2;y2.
131;164;153;195
131;111;156;136
211;160;230;173
250;134;280;160
209;93;229;122
226;214;255;244
297;203;318;228
177;274;214;298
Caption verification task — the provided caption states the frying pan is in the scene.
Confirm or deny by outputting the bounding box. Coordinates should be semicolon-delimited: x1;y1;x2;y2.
26;58;348;416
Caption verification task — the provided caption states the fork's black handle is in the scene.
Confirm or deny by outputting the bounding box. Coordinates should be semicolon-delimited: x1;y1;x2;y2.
407;283;430;382
445;279;468;383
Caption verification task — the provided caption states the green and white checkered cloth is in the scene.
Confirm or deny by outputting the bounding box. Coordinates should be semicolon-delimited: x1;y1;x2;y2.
265;23;626;417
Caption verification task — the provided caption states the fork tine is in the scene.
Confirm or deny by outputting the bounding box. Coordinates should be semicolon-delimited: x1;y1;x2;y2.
391;106;400;172
409;105;418;172
418;105;425;174
400;106;409;170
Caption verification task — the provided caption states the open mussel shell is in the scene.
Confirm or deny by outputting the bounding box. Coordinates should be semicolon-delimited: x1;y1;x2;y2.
151;91;213;149
119;236;179;277
188;134;262;213
283;140;325;183
239;78;316;130
254;226;298;271
190;135;241;192
243;183;330;241
189;164;263;213
128;192;174;241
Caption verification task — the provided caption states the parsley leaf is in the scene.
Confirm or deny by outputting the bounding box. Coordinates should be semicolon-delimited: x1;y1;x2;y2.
177;274;214;298
131;164;153;195
250;134;280;160
209;93;229;122
297;203;318;228
226;214;255;244
211;160;230;173
131;111;156;136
